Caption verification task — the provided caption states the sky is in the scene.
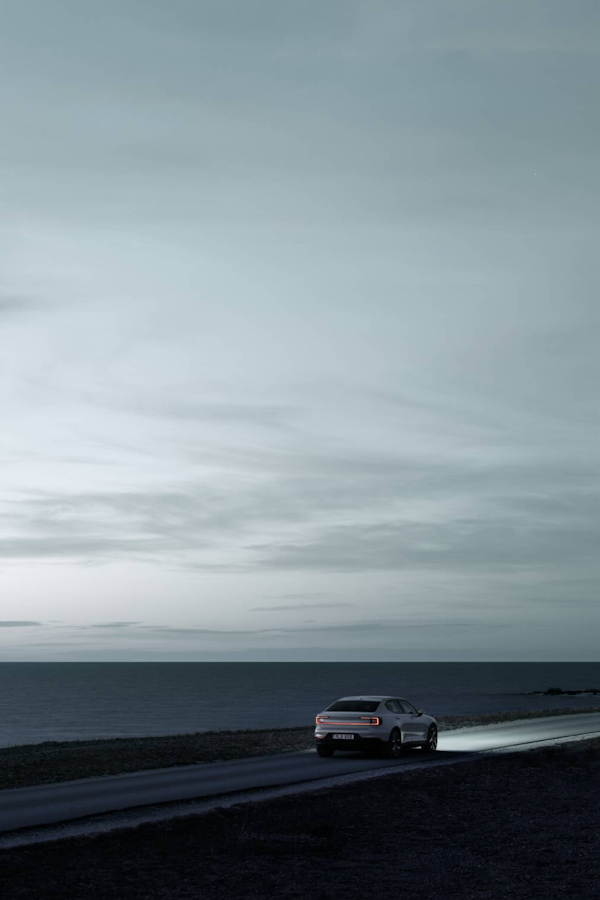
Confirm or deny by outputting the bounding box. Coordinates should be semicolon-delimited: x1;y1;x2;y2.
1;0;598;661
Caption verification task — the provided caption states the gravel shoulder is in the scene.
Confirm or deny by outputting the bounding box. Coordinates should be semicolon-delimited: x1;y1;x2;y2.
1;736;598;900
1;706;599;791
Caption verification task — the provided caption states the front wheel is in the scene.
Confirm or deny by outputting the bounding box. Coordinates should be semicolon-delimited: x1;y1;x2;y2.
424;725;438;752
383;728;403;759
316;744;334;757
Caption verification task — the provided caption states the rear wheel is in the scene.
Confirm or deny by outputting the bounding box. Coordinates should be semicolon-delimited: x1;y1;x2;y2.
316;744;334;757
383;728;403;759
424;725;438;752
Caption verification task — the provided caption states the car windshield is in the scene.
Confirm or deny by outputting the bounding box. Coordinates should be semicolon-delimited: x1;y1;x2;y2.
326;700;380;712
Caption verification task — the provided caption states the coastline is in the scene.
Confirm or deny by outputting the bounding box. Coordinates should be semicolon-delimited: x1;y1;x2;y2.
2;706;600;791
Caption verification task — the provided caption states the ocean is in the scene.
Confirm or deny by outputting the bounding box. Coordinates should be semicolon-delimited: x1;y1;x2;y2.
1;661;599;748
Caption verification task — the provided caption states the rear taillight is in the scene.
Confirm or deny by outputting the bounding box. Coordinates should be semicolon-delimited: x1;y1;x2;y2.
315;714;380;725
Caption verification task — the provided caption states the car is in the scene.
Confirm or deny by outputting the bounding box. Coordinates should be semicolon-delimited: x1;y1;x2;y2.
314;695;438;758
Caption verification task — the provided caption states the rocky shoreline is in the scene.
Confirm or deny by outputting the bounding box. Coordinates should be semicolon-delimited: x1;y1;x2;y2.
1;706;599;791
528;687;600;696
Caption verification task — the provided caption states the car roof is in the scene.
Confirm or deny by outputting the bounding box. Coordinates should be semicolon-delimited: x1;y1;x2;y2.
336;695;398;701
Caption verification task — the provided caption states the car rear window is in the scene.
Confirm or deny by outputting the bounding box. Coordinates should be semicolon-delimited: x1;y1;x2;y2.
326;700;381;712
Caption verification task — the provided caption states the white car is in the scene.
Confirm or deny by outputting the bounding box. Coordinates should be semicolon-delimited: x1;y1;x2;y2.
314;695;438;758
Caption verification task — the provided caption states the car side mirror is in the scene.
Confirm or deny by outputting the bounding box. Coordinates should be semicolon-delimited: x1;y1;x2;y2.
417;709;424;716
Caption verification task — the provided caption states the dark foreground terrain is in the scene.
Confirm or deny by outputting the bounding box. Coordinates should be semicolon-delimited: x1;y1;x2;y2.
1;737;598;900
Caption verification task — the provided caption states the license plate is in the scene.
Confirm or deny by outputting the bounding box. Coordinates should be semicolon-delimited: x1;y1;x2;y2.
333;733;354;740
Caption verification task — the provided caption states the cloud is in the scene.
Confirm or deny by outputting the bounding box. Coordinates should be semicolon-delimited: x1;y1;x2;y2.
85;619;522;638
0;0;597;661
86;388;296;430
253;515;599;573
0;621;42;627
140;626;267;635
251;602;353;611
0;297;45;318
1;454;597;582
0;536;173;560
88;621;139;629
0;614;569;661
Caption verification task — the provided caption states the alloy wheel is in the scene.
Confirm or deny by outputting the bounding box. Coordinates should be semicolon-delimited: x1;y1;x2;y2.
390;730;402;758
428;727;438;751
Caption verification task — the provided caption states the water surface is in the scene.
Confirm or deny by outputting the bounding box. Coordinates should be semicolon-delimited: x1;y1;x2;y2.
1;661;598;748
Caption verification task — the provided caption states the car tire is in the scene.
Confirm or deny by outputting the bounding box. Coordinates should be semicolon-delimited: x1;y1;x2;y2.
316;744;335;757
383;728;403;759
424;725;438;752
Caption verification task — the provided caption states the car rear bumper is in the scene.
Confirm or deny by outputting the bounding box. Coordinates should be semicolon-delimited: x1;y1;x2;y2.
315;733;386;751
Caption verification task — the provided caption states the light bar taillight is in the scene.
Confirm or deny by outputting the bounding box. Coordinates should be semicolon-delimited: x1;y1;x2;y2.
315;715;380;725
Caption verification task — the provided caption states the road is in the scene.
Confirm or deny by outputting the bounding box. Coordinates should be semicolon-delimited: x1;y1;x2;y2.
1;713;599;835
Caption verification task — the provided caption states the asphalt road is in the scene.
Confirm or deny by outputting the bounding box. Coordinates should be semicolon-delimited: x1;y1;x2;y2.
2;713;599;834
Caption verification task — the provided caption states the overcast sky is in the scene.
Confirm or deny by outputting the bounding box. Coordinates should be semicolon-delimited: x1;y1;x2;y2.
1;0;598;661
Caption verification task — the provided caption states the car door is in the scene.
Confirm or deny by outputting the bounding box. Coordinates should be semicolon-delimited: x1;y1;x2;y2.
397;699;427;742
384;699;410;740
